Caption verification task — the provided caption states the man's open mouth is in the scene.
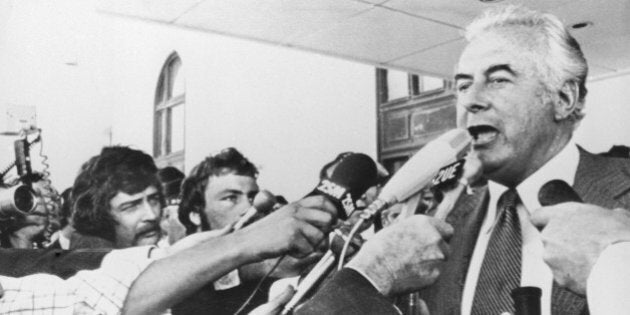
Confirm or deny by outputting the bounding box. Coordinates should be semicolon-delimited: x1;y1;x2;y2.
468;125;499;145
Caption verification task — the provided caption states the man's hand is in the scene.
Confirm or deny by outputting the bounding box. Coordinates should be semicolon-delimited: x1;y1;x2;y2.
347;215;453;296
531;202;630;295
237;196;337;261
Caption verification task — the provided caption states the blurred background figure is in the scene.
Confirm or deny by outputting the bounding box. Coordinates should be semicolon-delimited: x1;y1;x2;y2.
47;187;74;249
157;166;186;246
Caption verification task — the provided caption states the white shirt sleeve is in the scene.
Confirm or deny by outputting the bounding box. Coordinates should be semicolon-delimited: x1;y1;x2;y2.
69;245;157;314
587;242;630;315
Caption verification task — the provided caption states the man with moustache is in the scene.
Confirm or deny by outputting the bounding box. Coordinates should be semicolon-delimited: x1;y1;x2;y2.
70;146;163;249
297;5;630;315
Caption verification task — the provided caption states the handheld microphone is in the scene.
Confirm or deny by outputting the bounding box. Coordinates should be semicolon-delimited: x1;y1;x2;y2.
336;129;470;270
538;179;583;206
283;130;471;314
308;153;378;220
233;190;277;230
512;286;542;315
362;128;471;221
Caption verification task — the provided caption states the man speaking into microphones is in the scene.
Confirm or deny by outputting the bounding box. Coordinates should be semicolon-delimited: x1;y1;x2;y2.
293;6;630;315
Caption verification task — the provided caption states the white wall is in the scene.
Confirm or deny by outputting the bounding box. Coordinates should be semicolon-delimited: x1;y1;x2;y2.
0;1;376;200
0;0;112;187
575;73;630;153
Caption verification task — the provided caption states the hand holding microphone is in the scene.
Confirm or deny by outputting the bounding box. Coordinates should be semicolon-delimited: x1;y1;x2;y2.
233;190;277;230
532;180;630;295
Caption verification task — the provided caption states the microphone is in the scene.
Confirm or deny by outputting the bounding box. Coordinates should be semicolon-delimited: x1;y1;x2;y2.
362;128;471;221
511;286;542;315
281;225;363;315
308;153;378;220
283;130;470;314
538;179;583;206
233;190;277;230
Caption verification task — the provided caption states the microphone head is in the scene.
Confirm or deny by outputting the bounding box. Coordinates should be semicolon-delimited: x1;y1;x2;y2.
329;153;378;199
379;128;471;204
538;179;583;206
253;190;277;214
311;153;378;219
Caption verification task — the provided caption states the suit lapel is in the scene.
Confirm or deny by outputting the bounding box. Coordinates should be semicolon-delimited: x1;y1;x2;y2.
421;188;489;315
551;148;630;315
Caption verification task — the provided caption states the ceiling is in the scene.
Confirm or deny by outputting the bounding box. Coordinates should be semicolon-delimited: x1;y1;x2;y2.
97;0;630;80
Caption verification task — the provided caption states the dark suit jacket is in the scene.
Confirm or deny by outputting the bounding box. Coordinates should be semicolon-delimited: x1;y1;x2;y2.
297;148;630;315
0;247;110;279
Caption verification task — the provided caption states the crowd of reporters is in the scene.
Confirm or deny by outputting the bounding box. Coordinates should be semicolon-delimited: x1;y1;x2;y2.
1;4;630;315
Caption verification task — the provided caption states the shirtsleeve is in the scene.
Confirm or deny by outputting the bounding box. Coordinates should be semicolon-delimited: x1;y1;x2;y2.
586;242;630;314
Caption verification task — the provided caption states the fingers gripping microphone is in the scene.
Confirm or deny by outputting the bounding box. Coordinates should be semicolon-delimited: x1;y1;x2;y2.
538;179;583;206
233;190;277;230
308;153;378;220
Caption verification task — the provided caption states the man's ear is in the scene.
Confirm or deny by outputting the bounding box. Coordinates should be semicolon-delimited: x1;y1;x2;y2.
554;80;580;120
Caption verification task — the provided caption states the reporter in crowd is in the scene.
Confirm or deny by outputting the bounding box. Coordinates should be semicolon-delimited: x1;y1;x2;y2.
157;166;187;246
123;148;336;314
296;5;630;315
70;146;163;249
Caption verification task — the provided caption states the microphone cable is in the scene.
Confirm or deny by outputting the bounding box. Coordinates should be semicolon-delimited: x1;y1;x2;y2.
233;253;286;315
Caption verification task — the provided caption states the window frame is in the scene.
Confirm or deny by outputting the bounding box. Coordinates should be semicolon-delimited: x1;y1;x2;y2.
153;52;185;169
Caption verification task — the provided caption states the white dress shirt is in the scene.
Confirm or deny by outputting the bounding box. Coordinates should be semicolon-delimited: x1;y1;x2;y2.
461;140;580;315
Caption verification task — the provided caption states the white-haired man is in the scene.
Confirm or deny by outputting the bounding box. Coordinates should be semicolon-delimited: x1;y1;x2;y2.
296;5;630;315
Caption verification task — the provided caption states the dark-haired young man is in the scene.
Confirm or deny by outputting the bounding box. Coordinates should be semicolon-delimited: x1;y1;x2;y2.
70;146;163;249
173;147;313;315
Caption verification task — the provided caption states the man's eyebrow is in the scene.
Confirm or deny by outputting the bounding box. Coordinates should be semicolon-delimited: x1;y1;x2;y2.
118;197;144;210
454;73;472;82
219;189;244;195
485;64;516;76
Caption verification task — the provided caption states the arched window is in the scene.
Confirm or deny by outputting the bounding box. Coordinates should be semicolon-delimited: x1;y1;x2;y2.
154;52;185;169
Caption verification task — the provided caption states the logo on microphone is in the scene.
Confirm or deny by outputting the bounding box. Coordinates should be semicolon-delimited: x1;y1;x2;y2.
432;159;464;189
316;179;357;217
316;179;347;200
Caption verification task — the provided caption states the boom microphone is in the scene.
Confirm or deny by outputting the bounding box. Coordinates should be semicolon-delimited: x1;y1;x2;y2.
538;179;582;206
308;153;378;220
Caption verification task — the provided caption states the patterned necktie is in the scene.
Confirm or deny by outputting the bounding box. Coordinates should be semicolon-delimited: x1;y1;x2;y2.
471;188;522;315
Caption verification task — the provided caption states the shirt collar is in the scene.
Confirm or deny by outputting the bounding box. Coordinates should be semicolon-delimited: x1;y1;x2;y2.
488;138;579;214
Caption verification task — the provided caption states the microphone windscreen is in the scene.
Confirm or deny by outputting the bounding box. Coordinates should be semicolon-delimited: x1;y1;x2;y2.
310;153;377;219
379;129;471;204
538;179;583;206
252;190;277;214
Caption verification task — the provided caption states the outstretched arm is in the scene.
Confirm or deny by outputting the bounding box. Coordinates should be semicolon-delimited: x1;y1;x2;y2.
122;196;337;315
